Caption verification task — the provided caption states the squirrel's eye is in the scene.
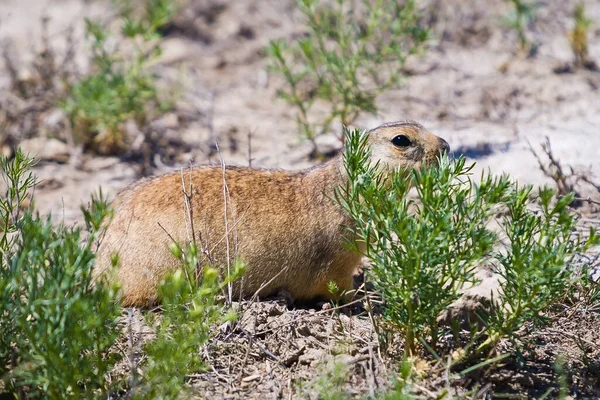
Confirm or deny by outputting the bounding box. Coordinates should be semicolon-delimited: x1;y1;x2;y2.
391;135;411;147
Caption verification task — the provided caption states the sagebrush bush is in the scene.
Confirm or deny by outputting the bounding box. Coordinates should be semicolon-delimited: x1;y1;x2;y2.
0;149;121;399
62;0;175;155
336;127;599;356
336;128;511;355
484;187;599;349
0;149;242;399
268;0;427;158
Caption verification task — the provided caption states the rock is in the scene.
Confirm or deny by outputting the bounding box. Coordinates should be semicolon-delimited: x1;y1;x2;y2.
315;133;343;157
42;109;67;130
152;112;179;130
298;348;324;366
20;137;70;163
82;156;121;171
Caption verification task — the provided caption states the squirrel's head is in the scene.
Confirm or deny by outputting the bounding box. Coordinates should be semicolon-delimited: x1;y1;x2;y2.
365;121;450;171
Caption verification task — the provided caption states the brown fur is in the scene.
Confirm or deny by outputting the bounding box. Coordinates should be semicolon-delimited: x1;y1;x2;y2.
94;122;450;307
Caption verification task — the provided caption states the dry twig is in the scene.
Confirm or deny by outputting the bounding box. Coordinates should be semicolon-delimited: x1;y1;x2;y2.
528;136;600;207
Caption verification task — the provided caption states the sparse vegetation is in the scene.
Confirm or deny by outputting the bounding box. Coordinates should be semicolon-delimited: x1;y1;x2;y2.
297;361;350;400
0;0;182;162
114;0;178;34
62;0;177;155
569;2;594;69
504;0;536;51
0;16;76;144
268;0;428;158
298;357;437;399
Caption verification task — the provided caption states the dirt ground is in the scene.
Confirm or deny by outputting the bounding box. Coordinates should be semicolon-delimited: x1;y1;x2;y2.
1;0;600;398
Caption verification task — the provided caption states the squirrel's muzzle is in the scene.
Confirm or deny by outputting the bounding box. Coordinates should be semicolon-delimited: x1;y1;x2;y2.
439;138;450;155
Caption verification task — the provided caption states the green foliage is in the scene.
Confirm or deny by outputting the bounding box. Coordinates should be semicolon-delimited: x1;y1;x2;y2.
0;148;36;239
377;358;419;400
336;127;599;356
117;0;178;37
268;0;427;157
0;150;121;399
504;0;536;51
484;187;599;347
336;128;511;355
0;149;242;399
132;243;243;399
569;2;592;68
328;280;340;296
0;148;241;399
61;0;176;155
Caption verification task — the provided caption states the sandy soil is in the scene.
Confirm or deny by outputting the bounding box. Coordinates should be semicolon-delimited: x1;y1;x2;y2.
1;0;600;398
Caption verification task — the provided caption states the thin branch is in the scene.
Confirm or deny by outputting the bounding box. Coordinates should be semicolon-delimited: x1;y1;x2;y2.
574;197;600;206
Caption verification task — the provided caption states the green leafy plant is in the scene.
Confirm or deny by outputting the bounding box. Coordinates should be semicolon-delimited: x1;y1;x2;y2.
483;187;599;349
115;0;178;38
378;364;415;400
336;127;599;357
336;128;511;355
268;0;428;158
504;0;536;51
0;149;122;399
61;0;176;155
131;244;243;399
569;2;593;69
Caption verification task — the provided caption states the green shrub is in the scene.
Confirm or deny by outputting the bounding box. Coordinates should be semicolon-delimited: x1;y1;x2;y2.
0;147;242;399
336;127;599;356
268;0;428;158
0;149;121;399
116;0;177;35
483;186;599;349
336;128;511;355
61;0;175;155
569;2;593;68
504;0;536;51
131;244;243;399
0;150;243;399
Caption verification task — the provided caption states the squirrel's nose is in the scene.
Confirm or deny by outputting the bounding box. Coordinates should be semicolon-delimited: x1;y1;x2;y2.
438;138;450;154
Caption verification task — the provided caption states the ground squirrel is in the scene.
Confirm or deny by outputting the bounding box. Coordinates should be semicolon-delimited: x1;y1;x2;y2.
95;121;450;307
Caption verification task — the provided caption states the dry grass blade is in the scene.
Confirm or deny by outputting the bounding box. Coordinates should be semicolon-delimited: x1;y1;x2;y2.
215;140;235;305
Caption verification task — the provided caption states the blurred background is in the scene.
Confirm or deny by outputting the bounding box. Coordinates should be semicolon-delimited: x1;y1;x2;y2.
0;0;599;224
